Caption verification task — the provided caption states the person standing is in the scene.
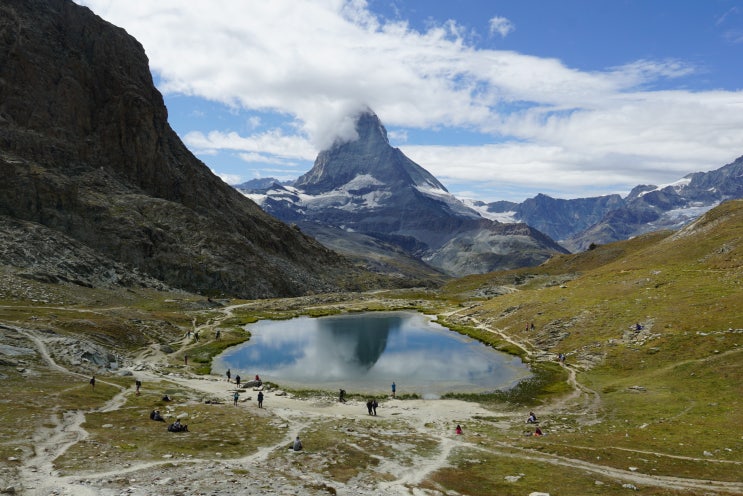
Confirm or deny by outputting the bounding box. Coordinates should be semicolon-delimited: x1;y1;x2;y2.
372;399;378;416
391;381;396;398
233;391;239;406
135;379;142;395
89;376;95;388
235;375;241;388
366;399;373;415
258;391;264;408
226;368;231;382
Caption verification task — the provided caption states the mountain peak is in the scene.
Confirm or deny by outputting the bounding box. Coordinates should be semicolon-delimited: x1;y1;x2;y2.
295;109;445;195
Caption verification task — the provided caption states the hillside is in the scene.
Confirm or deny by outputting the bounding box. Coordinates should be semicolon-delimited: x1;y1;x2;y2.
0;0;380;299
0;201;740;494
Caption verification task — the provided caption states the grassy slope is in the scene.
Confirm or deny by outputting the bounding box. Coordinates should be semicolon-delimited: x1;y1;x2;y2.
432;200;743;492
0;201;740;494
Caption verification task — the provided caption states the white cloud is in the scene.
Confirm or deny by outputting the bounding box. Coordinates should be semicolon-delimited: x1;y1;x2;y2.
74;0;743;201
489;16;514;38
213;172;243;185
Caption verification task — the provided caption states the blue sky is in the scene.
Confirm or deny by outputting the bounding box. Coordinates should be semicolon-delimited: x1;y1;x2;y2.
77;0;743;202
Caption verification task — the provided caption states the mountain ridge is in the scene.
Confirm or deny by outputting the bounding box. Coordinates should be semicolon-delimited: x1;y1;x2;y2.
0;0;382;298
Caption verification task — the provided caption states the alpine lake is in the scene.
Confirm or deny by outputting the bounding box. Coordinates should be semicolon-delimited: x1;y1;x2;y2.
213;311;531;398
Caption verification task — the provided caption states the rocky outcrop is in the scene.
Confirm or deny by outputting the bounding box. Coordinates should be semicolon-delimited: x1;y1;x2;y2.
0;0;370;298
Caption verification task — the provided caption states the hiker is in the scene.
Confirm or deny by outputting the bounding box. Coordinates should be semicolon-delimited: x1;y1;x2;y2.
255;374;260;381
135;379;141;395
235;375;241;388
150;410;164;421
226;369;231;382
233;391;239;406
366;399;373;415
293;436;303;451
372;399;378;416
391;381;396;398
184;354;188;365
215;330;221;340
193;331;199;342
89;376;95;388
258;391;264;408
162;394;171;402
526;412;538;424
635;322;643;331
456;424;463;435
339;389;346;403
168;419;188;432
530;322;535;331
534;427;543;436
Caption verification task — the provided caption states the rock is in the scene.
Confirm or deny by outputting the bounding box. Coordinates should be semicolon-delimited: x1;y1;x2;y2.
528;493;550;496
0;0;368;299
622;483;638;490
275;390;287;396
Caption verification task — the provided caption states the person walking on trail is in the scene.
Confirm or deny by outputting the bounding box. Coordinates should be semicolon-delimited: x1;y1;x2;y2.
258;391;264;408
89;376;95;388
226;369;231;382
135;379;142;395
391;381;396;398
366;399;373;415
372;399;378;416
235;375;241;388
339;389;346;403
233;391;239;406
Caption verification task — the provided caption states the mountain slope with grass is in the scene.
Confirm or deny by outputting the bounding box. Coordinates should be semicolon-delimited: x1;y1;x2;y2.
0;202;740;495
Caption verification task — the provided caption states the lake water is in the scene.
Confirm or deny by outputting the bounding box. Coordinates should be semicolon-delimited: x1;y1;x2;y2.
213;311;531;397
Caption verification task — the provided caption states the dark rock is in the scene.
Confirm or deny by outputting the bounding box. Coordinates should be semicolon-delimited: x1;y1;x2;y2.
0;0;369;299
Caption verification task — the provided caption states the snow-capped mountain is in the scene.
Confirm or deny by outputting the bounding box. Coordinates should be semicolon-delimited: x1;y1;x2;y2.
237;110;567;277
481;155;743;252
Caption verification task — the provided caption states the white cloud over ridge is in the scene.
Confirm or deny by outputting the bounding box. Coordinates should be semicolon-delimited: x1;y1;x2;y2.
76;0;743;201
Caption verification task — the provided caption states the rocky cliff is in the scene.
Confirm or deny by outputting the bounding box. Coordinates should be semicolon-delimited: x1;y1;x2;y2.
0;0;368;298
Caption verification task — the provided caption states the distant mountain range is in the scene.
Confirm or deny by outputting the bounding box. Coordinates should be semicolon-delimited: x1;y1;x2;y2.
470;155;743;251
237;110;567;278
240;111;743;268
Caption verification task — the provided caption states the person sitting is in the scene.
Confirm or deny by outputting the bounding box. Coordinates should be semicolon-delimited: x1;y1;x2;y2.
526;412;538;423
153;410;164;421
162;394;171;402
455;424;463;435
168;419;188;432
293;436;303;451
534;427;543;436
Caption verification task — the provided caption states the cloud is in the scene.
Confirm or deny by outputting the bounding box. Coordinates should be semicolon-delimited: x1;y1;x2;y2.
489;16;514;38
213;172;242;185
74;0;743;201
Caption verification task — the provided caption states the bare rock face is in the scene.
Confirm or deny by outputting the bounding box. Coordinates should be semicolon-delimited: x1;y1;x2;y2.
0;0;365;298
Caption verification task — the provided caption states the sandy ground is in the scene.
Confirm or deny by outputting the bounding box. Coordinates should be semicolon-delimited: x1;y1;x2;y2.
6;305;743;496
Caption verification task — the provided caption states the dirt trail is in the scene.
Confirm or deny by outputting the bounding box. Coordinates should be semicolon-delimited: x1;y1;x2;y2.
7;304;743;495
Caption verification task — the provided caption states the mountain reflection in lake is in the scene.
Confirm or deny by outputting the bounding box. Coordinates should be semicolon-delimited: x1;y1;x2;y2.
214;311;531;396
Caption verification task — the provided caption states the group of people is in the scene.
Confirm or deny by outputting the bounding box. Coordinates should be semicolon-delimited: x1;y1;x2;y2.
526;411;543;436
366;399;379;415
226;369;262;386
